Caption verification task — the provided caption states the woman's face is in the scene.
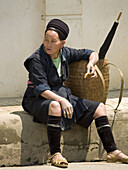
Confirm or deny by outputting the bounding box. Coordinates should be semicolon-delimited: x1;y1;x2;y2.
44;30;65;59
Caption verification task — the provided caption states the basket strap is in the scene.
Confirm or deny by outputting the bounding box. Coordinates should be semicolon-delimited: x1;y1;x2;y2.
95;65;106;103
98;62;124;159
103;63;124;111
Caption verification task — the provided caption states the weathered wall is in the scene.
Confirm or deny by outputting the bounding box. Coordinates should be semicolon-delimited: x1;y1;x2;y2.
45;0;83;51
82;0;128;90
0;0;128;98
46;0;128;90
0;97;128;166
0;0;45;98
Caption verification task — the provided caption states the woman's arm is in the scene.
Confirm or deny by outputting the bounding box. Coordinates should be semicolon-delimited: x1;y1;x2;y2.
86;52;99;78
89;52;99;65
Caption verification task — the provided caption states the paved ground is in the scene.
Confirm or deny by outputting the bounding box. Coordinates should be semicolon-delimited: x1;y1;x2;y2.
0;162;128;170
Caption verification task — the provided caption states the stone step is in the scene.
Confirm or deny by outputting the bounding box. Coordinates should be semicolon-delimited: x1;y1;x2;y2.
0;97;128;167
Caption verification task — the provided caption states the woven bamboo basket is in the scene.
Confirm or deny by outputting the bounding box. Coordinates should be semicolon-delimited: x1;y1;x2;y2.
64;58;109;103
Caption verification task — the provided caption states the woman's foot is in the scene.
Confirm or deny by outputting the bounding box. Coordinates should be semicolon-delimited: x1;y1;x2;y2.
107;150;128;163
51;152;68;168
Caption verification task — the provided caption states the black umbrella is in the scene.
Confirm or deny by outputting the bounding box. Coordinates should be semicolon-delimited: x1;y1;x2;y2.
99;12;122;59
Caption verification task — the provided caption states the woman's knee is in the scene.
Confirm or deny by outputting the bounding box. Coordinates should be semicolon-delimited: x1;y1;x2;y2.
93;102;107;119
48;101;61;116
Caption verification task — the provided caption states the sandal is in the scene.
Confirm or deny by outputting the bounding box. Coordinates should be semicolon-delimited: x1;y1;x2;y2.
107;151;128;164
50;152;68;168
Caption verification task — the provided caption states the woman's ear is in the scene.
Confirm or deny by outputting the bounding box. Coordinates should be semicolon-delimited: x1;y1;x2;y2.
61;40;66;48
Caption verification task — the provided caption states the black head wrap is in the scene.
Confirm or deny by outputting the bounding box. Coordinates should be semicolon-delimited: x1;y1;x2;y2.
45;19;69;40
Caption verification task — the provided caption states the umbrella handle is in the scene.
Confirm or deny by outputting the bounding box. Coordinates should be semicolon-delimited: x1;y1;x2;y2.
116;12;122;22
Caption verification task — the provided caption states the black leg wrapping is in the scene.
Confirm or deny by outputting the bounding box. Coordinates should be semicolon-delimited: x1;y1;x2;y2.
95;116;117;153
47;115;61;155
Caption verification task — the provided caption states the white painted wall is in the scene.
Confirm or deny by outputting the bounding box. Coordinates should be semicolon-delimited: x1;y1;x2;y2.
0;0;45;98
46;0;128;90
45;0;83;48
82;0;128;90
0;0;128;98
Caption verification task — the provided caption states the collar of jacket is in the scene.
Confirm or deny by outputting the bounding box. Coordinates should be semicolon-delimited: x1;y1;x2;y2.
41;44;67;66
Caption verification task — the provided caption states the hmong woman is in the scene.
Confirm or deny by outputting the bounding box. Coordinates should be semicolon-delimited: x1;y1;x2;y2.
22;19;128;168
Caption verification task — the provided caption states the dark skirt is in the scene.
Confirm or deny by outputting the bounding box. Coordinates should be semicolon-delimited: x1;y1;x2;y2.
22;86;100;131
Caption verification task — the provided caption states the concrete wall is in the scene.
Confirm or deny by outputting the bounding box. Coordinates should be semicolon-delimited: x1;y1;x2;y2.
82;0;128;90
46;0;128;90
0;0;128;98
0;0;45;98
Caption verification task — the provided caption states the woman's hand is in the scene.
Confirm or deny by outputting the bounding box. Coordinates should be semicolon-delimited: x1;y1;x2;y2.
86;62;97;78
60;98;73;119
85;52;98;79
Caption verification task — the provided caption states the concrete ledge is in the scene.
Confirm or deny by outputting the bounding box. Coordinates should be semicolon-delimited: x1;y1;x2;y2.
0;97;128;167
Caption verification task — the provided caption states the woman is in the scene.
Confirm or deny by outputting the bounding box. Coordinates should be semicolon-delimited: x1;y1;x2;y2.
22;19;128;168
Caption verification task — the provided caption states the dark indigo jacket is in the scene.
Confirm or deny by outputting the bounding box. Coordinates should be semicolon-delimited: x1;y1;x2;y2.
24;44;94;97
